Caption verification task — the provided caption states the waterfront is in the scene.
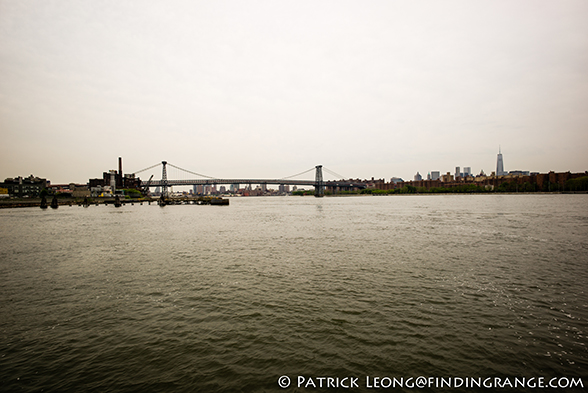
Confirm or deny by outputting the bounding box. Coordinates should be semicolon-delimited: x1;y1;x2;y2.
1;195;587;392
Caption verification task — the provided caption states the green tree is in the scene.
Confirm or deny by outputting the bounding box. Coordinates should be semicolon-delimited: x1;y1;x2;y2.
565;176;588;191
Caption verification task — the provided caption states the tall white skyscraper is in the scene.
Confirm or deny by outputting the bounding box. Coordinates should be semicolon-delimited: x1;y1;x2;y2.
496;147;506;176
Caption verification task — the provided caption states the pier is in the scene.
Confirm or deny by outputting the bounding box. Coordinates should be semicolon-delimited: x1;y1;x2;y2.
0;196;229;209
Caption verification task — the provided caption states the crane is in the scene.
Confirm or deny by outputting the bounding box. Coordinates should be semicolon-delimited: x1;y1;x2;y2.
141;175;154;195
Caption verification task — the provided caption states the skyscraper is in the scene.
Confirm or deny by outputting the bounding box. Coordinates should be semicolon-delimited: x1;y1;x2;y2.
496;147;506;176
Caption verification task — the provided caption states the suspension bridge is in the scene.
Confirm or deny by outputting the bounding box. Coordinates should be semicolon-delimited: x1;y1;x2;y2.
131;161;367;197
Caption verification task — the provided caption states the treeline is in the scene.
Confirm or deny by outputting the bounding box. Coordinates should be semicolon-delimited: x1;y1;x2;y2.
342;184;488;195
495;176;588;193
566;176;588;191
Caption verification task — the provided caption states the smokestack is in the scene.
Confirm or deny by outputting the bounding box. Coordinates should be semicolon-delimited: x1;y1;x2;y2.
118;157;123;188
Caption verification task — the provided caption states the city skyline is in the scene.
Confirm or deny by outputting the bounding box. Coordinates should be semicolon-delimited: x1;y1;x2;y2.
2;1;587;184
0;148;552;188
0;146;573;187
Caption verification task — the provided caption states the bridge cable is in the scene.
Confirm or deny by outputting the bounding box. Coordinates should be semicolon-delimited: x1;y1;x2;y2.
323;167;346;180
166;163;217;179
280;167;316;180
131;162;161;175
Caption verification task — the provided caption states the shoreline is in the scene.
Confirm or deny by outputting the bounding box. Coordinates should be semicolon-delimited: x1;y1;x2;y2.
2;191;587;208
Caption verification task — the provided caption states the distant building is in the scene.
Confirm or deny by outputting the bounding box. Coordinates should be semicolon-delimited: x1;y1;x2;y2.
1;175;49;197
72;185;91;198
48;185;73;196
109;170;117;189
455;167;461;179
414;172;422;181
509;170;530;176
496;147;507;176
390;177;404;184
431;171;440;181
88;157;140;191
441;172;453;182
464;167;472;177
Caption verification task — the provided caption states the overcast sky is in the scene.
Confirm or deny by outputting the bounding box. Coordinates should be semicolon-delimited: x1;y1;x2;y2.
1;0;587;184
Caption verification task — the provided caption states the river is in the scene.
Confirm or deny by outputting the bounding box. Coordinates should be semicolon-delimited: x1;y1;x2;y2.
1;195;587;392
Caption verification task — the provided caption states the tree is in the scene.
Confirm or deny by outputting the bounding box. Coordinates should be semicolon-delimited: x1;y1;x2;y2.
565;176;588;191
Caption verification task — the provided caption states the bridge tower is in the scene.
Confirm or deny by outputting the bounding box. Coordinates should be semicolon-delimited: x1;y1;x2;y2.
161;161;168;199
315;165;324;197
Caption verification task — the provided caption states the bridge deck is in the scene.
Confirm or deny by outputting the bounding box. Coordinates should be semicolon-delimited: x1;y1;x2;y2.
145;179;365;188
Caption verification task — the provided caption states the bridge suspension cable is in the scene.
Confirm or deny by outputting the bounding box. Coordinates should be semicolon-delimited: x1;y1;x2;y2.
323;167;346;180
130;161;347;183
132;162;161;175
280;167;315;180
166;163;217;179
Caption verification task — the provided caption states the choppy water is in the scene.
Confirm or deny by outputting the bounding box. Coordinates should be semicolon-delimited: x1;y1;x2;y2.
1;195;587;392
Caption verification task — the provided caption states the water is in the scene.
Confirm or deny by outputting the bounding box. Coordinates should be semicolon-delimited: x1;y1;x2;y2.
1;195;587;392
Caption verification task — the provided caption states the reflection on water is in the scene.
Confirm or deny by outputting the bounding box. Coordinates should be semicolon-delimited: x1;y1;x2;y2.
1;195;587;392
